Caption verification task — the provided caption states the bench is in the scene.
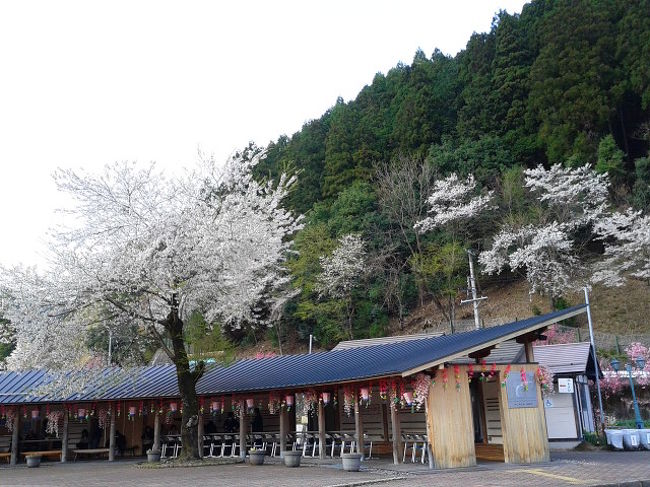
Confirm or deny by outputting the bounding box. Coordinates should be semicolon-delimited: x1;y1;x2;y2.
20;450;62;461
72;448;110;461
0;452;10;463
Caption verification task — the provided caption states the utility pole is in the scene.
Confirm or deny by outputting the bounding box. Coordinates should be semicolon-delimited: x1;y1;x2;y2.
460;249;487;330
584;287;605;431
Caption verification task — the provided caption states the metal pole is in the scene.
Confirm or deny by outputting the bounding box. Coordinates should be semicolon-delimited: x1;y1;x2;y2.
467;250;480;330
309;335;312;354
108;328;113;366
584;287;605;430
626;364;644;429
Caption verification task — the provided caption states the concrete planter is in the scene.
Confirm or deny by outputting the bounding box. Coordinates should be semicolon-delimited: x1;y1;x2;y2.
26;455;42;468
248;451;265;465
283;450;302;468
147;452;161;462
341;453;362;472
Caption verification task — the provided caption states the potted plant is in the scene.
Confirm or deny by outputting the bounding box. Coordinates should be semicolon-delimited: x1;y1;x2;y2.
341;453;362;471
282;450;302;467
26;454;42;468
248;447;265;465
146;448;161;463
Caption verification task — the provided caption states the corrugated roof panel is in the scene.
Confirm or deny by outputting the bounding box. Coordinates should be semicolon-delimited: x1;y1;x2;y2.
0;305;586;404
332;332;444;350
533;342;592;374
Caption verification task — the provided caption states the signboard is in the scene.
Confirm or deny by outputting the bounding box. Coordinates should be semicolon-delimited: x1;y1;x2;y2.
558;378;574;394
544;398;554;408
506;371;538;408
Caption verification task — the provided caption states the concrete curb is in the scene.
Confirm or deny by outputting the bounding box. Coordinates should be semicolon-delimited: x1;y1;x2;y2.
325;477;408;487
591;481;650;487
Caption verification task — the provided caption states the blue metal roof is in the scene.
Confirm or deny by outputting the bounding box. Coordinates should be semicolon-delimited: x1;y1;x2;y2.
0;305;586;404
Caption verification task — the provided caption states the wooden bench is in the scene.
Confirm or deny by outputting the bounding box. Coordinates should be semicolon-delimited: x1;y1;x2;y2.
0;452;11;463
72;448;110;461
20;450;62;461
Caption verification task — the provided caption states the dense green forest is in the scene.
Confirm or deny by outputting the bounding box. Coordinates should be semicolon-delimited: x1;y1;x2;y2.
241;0;650;350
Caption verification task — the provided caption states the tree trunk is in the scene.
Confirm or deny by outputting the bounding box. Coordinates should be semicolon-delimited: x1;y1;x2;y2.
165;307;204;461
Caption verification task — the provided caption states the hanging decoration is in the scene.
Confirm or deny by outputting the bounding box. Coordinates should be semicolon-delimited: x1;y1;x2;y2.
22;407;27;420
413;373;430;410
379;380;388;400
78;407;87;420
536;365;554;395
304;390;318;413
169;402;178;413
343;386;355;416
467;363;474;382
320;392;331;406
139;401;145;417
520;367;529;391
442;367;449;389
5;408;16;432
97;408;109;430
45;410;63;437
31;409;40;420
359;386;371;407
265;392;279;415
501;364;511;387
245;398;255;413
402;391;413;406
116;402;121;417
128;406;137;420
489;363;497;379
453;365;461;391
388;379;400;411
283;394;294;412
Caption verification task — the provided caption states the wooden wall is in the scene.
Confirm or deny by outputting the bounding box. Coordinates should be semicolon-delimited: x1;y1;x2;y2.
497;363;550;464
426;365;476;469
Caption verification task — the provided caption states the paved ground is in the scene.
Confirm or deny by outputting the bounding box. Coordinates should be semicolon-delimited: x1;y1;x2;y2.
1;451;650;487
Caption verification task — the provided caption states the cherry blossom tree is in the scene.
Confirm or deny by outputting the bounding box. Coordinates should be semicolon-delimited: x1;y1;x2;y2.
592;209;650;287
414;173;493;233
316;234;367;339
0;153;302;459
480;164;609;299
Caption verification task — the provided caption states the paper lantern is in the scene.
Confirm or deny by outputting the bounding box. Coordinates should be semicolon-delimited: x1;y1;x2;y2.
321;392;331;405
169;402;178;412
285;395;294;406
402;392;413;406
31;409;39;419
246;398;255;409
360;387;370;401
128;406;136;417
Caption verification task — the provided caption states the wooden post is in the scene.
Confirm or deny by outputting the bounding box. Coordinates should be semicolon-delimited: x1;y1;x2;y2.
389;403;401;465
153;410;161;453
524;341;534;362
108;406;116;462
317;400;326;459
424;400;434;469
354;389;364;457
10;411;20;466
61;412;69;462
279;405;288;457
239;401;247;459
197;411;204;458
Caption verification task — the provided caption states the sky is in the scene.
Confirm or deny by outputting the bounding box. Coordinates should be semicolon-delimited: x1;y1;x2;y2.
0;0;527;268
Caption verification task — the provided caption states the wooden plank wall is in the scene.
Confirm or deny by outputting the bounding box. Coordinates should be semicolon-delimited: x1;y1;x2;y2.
496;364;550;464
426;365;476;469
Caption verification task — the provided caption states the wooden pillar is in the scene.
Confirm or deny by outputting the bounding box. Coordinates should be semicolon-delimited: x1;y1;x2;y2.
318;400;326;459
424;400;434;469
197;411;204;458
153;410;161;453
279;406;288;457
524;341;534;362
389;403;401;465
10;411;20;466
354;389;364;457
239;401;247;459
108;406;116;462
61;412;69;462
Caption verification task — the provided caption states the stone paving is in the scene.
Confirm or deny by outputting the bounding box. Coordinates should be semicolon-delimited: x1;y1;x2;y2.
1;451;649;487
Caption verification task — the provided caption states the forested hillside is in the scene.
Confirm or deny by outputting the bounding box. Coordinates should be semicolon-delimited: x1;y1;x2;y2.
241;0;650;351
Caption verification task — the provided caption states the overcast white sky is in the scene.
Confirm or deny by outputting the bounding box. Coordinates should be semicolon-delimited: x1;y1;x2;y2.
0;0;526;268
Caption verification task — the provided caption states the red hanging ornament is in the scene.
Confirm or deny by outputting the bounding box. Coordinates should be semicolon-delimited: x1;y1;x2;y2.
501;364;512;387
442;367;449;389
489;362;497;379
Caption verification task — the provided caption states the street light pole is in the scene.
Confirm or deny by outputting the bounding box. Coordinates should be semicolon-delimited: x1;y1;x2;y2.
611;356;646;429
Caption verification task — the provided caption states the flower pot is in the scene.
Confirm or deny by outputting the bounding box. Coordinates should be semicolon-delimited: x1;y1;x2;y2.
26;455;41;468
341;453;362;472
248;451;265;465
283;450;302;467
147;452;161;463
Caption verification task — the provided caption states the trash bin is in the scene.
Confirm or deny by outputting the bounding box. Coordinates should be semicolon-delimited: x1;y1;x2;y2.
605;429;624;450
622;429;641;450
639;429;650;450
